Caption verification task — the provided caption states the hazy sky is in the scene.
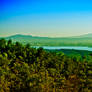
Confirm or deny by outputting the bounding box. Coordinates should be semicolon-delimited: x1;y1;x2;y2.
0;0;92;37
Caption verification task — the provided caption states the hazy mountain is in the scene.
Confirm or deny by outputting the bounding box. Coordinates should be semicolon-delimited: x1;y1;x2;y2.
6;34;50;39
1;33;92;46
6;34;32;39
5;33;92;39
78;33;92;38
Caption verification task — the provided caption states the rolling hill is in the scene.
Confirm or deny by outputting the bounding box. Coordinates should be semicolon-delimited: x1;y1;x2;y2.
1;33;92;46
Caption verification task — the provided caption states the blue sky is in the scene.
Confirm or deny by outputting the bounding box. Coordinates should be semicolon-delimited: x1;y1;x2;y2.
0;0;92;37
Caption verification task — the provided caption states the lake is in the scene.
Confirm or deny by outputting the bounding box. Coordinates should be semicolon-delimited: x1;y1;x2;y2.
33;46;92;51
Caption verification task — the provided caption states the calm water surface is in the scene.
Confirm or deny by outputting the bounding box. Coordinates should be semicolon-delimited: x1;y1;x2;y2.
33;46;92;51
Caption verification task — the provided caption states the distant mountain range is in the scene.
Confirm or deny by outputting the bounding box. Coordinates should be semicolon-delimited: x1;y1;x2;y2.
1;33;92;46
5;33;92;39
6;34;50;39
77;33;92;38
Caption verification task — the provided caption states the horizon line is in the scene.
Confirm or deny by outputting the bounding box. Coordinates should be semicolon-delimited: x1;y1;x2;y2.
0;32;92;38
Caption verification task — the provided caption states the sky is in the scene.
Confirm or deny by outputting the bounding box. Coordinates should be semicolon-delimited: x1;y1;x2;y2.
0;0;92;37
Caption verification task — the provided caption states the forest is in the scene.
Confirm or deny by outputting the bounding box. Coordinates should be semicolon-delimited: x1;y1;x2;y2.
0;39;92;92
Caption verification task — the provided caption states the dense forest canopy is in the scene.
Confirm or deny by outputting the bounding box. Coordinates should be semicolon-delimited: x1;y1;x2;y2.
0;39;92;92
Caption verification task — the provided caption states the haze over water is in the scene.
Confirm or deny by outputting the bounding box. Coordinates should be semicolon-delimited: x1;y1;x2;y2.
33;46;92;51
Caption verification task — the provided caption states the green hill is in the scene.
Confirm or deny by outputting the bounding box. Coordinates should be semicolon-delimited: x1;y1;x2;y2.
1;33;92;46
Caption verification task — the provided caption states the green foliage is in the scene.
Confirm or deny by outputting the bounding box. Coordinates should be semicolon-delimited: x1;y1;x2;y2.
0;39;92;92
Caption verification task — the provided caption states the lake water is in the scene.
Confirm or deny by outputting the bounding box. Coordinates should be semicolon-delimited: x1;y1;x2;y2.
33;46;92;51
